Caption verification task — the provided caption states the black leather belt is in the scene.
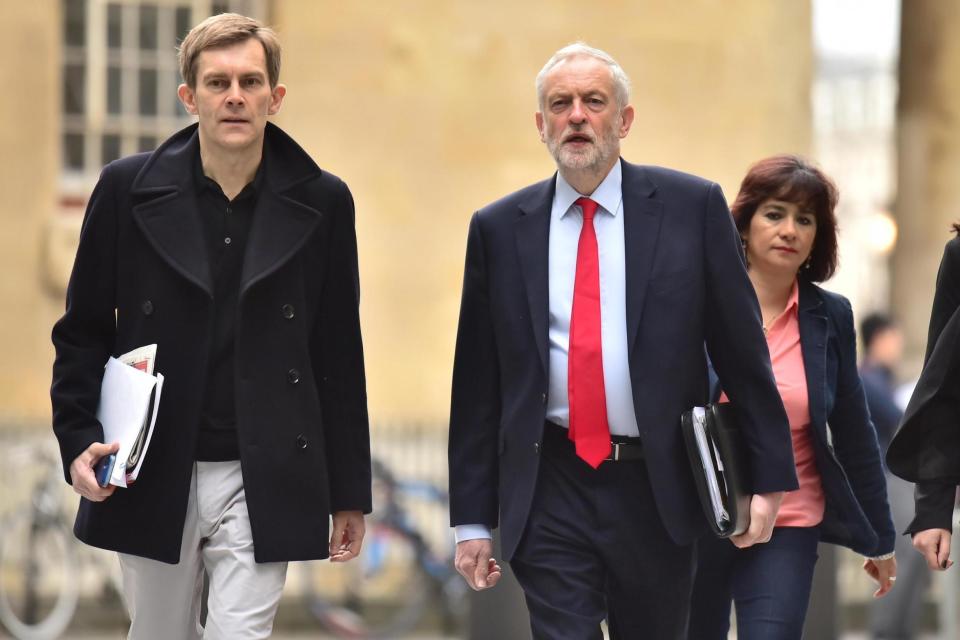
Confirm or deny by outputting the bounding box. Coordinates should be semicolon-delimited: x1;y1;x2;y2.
607;440;644;462
544;421;644;462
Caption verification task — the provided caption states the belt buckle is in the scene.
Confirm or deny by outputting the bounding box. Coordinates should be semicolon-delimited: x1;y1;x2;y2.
610;442;621;462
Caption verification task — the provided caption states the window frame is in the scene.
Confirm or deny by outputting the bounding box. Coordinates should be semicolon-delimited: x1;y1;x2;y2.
60;0;267;196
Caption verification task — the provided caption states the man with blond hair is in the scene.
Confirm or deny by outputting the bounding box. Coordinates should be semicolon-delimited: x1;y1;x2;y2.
448;42;797;637
51;13;370;638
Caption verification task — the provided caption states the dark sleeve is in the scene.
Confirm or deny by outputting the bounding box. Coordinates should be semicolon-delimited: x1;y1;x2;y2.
905;481;957;535
924;240;960;365
827;298;896;555
311;180;372;514
859;370;902;451
448;212;501;528
50;164;120;483
702;182;798;494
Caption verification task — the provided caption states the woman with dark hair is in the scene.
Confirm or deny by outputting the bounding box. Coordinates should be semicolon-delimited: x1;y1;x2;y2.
688;155;896;639
887;226;960;575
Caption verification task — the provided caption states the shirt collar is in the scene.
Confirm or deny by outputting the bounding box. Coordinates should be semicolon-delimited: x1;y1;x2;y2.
765;279;801;336
553;158;623;219
193;147;265;202
786;278;800;313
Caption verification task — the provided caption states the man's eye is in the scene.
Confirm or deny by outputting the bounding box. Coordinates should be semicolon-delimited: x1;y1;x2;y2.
244;78;262;87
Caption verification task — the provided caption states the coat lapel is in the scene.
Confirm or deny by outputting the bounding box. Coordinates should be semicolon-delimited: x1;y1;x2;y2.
622;162;664;353
239;187;322;295
130;125;214;296
515;178;555;376
240;123;324;295
129;123;325;299
798;281;829;429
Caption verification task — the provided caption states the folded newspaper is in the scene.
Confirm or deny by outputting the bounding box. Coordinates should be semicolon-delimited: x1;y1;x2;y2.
95;344;164;487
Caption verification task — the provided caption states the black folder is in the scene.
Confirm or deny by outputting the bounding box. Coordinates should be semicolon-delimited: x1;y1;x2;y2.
680;403;751;537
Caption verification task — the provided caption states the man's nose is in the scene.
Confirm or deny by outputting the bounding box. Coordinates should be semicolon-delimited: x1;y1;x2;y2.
225;80;245;107
569;100;587;123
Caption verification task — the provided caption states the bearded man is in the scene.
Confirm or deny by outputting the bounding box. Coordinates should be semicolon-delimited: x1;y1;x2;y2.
447;42;797;639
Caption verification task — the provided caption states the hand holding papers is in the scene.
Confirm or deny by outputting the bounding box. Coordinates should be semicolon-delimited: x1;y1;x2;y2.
681;403;751;538
95;345;164;487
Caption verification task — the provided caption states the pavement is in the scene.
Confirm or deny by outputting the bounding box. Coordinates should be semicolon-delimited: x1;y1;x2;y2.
38;632;944;639
53;635;456;640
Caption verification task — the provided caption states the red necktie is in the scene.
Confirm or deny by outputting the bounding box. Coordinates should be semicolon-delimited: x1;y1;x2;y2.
568;197;611;468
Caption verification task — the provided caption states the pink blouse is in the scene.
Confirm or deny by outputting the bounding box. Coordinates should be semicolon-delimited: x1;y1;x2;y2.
722;280;824;528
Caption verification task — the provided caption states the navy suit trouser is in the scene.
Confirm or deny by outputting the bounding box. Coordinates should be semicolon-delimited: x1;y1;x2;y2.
509;422;696;640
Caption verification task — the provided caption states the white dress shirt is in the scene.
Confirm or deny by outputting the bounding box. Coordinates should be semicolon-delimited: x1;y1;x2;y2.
455;160;640;544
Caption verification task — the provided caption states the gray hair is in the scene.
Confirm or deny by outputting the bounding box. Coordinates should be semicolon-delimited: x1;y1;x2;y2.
535;42;631;110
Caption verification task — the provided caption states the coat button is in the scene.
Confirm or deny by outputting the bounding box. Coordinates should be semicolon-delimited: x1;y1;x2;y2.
287;368;300;384
141;300;154;316
534;442;541;454
541;392;547;404
296;434;308;449
281;304;295;319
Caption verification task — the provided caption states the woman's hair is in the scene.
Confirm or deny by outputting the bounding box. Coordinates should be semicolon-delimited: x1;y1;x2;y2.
731;154;840;283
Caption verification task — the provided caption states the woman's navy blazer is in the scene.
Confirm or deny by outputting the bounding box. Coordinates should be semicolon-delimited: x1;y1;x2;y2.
717;279;895;556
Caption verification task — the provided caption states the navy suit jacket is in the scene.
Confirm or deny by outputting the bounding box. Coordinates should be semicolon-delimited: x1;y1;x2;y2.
781;281;894;555
448;159;798;560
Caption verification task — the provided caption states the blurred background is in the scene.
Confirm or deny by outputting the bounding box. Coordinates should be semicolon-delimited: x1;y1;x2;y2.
1;0;958;638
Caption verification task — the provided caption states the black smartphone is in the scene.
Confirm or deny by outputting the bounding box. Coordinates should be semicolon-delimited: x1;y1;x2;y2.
94;453;116;488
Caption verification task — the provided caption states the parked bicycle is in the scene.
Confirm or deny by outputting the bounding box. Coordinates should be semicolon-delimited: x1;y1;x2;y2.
0;443;461;639
0;440;123;640
301;458;466;638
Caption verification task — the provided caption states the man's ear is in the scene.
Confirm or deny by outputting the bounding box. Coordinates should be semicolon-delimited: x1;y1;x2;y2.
178;84;198;115
268;84;287;116
535;111;545;143
618;104;635;138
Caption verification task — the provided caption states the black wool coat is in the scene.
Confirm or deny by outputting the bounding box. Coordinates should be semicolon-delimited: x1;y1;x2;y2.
888;236;960;533
51;123;371;563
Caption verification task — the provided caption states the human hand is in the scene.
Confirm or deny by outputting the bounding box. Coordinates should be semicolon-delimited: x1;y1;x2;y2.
329;511;365;562
730;491;784;549
455;538;501;590
69;441;120;502
863;556;897;597
913;528;954;571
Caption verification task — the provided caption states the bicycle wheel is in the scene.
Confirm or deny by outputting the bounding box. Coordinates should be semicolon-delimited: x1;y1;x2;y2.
0;508;80;640
302;519;433;639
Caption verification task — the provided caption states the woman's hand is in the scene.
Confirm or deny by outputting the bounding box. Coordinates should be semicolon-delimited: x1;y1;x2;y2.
913;528;954;570
862;556;897;597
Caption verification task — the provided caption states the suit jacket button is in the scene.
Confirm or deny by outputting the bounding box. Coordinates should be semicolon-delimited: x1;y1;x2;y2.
287;368;300;384
534;442;540;454
281;304;295;319
141;300;154;316
541;393;547;404
296;434;308;449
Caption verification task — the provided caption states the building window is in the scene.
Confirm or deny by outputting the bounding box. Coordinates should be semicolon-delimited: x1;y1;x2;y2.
60;0;265;190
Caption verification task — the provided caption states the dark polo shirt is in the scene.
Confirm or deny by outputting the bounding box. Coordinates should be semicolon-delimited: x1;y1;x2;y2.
193;152;262;461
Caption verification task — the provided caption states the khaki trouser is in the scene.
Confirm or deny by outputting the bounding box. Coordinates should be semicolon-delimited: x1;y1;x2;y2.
119;461;288;640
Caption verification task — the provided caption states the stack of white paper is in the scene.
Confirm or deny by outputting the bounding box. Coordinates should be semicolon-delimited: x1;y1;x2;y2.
96;345;164;487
